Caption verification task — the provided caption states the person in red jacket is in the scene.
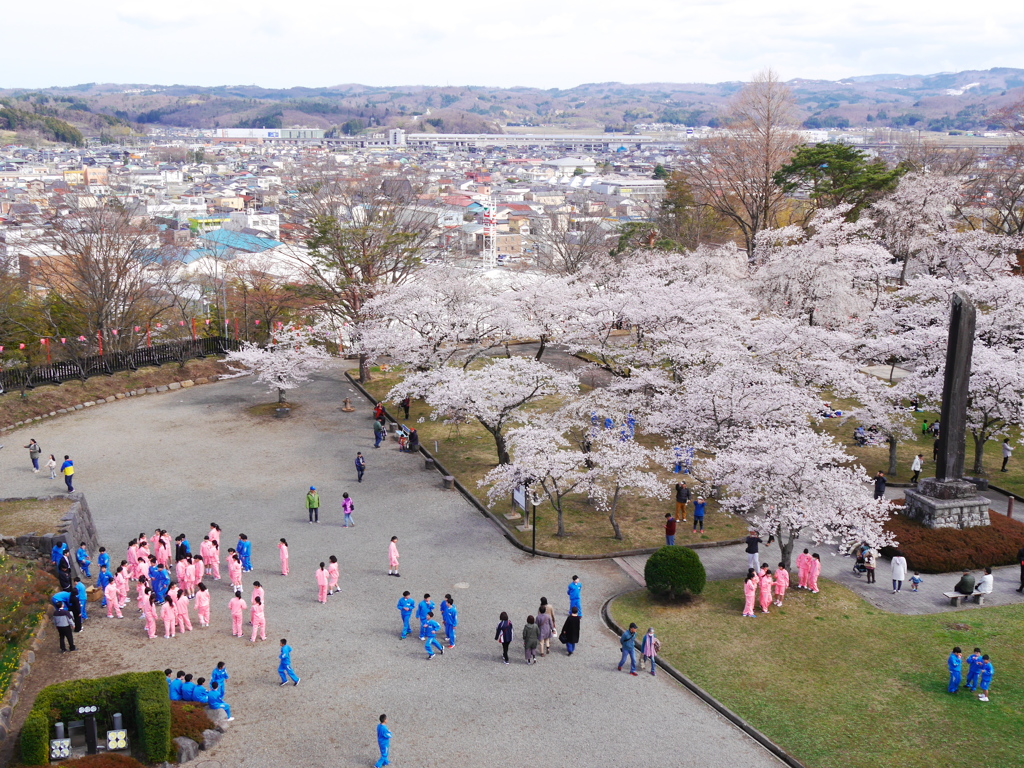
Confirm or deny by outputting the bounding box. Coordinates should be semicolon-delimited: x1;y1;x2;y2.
664;513;677;546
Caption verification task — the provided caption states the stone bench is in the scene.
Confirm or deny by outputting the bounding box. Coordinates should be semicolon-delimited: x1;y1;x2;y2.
942;591;987;606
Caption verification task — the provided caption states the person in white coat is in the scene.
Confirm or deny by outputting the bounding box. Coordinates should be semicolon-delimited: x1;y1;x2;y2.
910;454;923;484
891;550;908;593
977;567;994;594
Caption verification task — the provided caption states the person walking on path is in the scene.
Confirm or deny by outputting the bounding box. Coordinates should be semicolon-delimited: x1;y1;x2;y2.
978;655;994;701
278;638;300;685
560;606;580;656
873;471;887;500
745;531;763;572
315;563;329;603
229;591;247;637
890;550;908;593
327;555;340;596
375;715;392;768
535;603;554;656
342;493;355;527
567;575;582;616
279;539;289;576
237;534;252;572
60;455;75;492
355;452;366;483
674;482;690;522
1002;439;1013;472
522;615;539;664
495;612;513;664
250;596;267;642
46;454;58;479
306;487;319;524
396;591;415;639
664;513;676;546
640;627;661;676
807;553;822;594
388;537;400;577
373;418;386;449
617;622;638;675
53;602;76;652
24;439;42;472
692;497;706;533
948;647;963;693
443;595;458;648
423;611;444;659
416;594;435;640
196;583;211;626
911;454;923;484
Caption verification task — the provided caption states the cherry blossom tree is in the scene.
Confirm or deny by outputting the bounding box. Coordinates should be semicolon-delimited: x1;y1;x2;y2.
709;426;895;568
586;429;667;540
224;323;333;403
391;356;579;465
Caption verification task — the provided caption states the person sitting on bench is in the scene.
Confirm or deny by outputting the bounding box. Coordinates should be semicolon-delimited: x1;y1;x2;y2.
976;567;994;595
953;570;975;596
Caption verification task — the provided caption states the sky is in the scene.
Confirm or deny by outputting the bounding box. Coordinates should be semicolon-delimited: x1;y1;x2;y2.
4;0;1024;89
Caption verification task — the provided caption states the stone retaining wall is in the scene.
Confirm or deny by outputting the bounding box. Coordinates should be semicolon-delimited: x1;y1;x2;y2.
0;493;99;581
0;610;48;747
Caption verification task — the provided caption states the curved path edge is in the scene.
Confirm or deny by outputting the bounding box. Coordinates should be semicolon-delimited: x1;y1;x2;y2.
601;592;806;768
344;371;744;561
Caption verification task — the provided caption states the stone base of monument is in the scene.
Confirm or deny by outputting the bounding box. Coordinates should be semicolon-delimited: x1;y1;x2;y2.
904;478;991;529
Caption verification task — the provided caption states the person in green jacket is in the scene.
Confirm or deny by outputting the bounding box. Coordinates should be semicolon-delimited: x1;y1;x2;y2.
306;487;320;524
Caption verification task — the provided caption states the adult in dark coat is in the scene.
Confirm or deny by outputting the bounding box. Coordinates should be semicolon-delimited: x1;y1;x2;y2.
57;552;73;590
873;472;887;500
68;584;83;633
1016;546;1024;593
560;606;581;656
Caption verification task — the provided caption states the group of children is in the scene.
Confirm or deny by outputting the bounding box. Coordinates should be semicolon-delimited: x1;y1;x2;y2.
166;664;233;719
741;551;822;617
948;646;996;702
395;592;459;659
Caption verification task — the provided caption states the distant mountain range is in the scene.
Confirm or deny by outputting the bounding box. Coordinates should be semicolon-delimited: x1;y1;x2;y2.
2;68;1023;140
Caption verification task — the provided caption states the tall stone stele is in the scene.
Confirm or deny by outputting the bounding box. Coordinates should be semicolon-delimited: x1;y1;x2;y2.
904;292;991;529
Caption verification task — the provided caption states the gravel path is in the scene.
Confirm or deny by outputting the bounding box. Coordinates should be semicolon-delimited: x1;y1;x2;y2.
0;365;781;768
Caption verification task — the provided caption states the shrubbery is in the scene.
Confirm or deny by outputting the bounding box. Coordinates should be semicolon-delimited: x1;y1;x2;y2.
20;671;170;765
644;546;706;599
880;511;1024;573
0;557;58;646
57;754;143;768
170;700;211;743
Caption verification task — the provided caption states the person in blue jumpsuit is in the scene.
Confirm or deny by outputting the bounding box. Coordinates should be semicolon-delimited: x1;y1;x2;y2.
207;681;233;720
151;564;170;603
74;577;88;622
964;647;983;691
97;547;110;573
278;638;300;685
978;655;994;702
416;594;434;640
51;590;72;607
375;714;392;767
180;674;197;702
443;595;458;648
947;646;963;693
192;677;209;705
51;542;66;565
567;575;582;617
422;612;444;659
396;591;415;639
237;534;252;572
97;566;112;606
211;662;229;696
169;671;185;701
75;543;91;578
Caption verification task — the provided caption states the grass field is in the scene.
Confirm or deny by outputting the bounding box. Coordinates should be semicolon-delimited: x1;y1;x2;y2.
0;498;70;536
359;371;747;555
611;582;1024;768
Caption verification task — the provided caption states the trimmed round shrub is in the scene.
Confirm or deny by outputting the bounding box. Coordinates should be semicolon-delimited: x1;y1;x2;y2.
644;546;706;599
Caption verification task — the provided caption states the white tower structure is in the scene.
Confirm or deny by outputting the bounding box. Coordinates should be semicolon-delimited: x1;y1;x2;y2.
481;195;498;268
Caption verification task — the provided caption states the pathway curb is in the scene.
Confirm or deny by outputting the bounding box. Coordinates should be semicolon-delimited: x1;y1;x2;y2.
601;593;806;768
343;372;744;560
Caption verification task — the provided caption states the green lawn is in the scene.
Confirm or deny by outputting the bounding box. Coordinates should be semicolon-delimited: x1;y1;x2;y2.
358;371;746;555
611;582;1024;768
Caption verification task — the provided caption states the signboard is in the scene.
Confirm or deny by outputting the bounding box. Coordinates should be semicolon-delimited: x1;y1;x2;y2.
512;484;527;511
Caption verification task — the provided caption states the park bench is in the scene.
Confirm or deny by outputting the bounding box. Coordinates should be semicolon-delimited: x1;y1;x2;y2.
942;591;987;607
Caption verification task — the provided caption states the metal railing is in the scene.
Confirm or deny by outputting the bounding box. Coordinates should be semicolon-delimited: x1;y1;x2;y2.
0;336;238;395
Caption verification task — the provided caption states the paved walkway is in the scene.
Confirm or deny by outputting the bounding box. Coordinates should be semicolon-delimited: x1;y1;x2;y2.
0;365;782;768
622;485;1024;617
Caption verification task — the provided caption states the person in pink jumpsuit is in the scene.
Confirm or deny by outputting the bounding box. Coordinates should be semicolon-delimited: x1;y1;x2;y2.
127;541;139;578
196;583;211;627
388;537;400;577
136;577;149;609
758;565;774;613
228;592;247;637
115;566;129;608
797;548;810;589
189;556;202;597
774;563;790;606
175;559;189;592
250;596;266;642
209;523;221;548
251;582;265;621
228;552;243;592
807;553;822;593
174;588;193;632
209;540;221;580
200;537;214;577
161;594;176;638
104;581;122;618
279;539;289;576
327;556;340;596
315;562;329;603
143;592;158;639
742;572;758;617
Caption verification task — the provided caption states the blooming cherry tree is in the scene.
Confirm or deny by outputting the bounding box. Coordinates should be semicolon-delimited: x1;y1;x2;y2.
586;429;667;540
224;323;333;403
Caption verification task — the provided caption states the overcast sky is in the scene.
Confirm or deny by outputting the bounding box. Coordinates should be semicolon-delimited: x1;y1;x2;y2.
4;0;1024;89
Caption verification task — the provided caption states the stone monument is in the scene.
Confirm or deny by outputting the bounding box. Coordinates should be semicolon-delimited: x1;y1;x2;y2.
904;292;991;529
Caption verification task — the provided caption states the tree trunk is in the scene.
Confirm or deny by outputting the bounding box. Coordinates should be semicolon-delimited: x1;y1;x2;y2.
487;425;511;465
608;486;623;540
887;435;898;476
278;387;286;404
972;430;988;475
534;335;547;362
776;525;798;570
358;353;371;383
556;501;566;537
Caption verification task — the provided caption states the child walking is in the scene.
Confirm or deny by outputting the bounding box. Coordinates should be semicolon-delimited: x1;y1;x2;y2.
342;493;355;527
315;563;329;604
196;583;211;627
47;454;58;479
250;596;267;642
327;556;340;595
279;539;289;576
388;537;400;577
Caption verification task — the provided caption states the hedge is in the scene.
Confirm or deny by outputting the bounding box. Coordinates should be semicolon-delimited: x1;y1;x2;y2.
644;546;707;598
20;671;170;765
880;511;1024;574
